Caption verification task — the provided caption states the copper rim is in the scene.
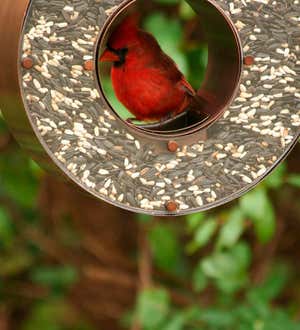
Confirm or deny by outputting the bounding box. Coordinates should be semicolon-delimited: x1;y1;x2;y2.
95;0;243;139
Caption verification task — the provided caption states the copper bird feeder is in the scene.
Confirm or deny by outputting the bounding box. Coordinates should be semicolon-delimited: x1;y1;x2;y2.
0;0;299;216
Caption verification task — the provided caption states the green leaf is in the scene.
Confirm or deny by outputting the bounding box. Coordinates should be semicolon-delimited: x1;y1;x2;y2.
0;113;8;133
22;299;68;330
162;314;185;330
153;0;180;6
260;264;289;300
287;174;300;188
264;163;287;189
199;308;235;327
0;207;14;248
186;217;217;253
22;298;93;330
137;214;153;223
143;13;188;75
182;306;202;323
201;253;234;279
0;150;38;208
186;212;205;232
230;242;252;270
201;243;251;293
0;250;34;277
179;1;197;20
149;224;181;273
101;76;132;120
137;288;170;329
240;188;276;243
186;46;208;88
29;159;44;177
248;264;289;303
30;266;78;290
193;262;208;292
216;209;245;249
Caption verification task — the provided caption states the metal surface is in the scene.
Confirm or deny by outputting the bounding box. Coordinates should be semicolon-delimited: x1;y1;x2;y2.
0;0;299;216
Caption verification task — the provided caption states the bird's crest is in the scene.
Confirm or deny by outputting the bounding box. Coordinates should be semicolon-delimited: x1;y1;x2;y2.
119;13;140;31
108;13;141;49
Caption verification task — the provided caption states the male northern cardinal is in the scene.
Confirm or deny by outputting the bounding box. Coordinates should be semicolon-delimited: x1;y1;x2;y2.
100;14;205;122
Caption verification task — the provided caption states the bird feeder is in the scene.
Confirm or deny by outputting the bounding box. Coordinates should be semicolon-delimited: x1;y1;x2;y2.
0;0;299;215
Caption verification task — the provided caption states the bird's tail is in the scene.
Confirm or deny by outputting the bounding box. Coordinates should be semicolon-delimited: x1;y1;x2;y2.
182;80;216;117
188;92;215;117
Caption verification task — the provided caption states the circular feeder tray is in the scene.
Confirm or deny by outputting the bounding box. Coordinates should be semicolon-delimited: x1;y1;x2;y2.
0;0;299;216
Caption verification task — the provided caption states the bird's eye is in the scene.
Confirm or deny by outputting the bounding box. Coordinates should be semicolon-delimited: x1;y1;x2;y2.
107;44;117;53
114;47;128;65
106;45;128;63
119;47;128;57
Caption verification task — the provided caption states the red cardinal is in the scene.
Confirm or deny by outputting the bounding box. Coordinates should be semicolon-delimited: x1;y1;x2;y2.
100;14;204;122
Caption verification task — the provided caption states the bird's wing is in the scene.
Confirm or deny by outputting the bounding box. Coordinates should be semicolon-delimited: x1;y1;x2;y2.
138;31;185;83
179;78;196;96
138;31;197;98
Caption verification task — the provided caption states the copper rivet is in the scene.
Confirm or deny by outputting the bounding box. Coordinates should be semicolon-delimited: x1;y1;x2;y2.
244;56;255;66
166;201;178;212
21;57;33;69
84;60;94;71
167;141;179;152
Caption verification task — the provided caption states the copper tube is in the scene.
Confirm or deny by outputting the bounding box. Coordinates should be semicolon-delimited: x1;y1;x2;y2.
0;0;60;174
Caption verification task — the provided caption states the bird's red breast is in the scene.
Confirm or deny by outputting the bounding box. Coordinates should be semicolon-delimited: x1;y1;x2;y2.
100;14;196;122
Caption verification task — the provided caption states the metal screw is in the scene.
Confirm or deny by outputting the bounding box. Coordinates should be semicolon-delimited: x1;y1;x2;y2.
167;140;179;153
84;60;94;71
244;55;255;66
21;57;33;69
165;201;178;212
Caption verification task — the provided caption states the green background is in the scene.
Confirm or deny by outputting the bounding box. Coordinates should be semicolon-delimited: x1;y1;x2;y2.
1;0;300;329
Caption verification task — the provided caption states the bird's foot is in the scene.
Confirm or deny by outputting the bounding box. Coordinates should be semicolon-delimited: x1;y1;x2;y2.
126;117;138;125
158;113;173;126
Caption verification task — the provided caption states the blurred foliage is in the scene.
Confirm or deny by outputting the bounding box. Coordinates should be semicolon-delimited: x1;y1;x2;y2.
133;268;300;330
1;0;300;329
2;116;299;330
0;114;91;329
132;160;300;330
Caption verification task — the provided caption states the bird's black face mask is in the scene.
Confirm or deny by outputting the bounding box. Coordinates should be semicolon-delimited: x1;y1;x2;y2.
107;44;128;67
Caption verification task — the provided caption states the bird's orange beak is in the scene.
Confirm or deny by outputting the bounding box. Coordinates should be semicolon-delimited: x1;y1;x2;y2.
99;49;120;63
